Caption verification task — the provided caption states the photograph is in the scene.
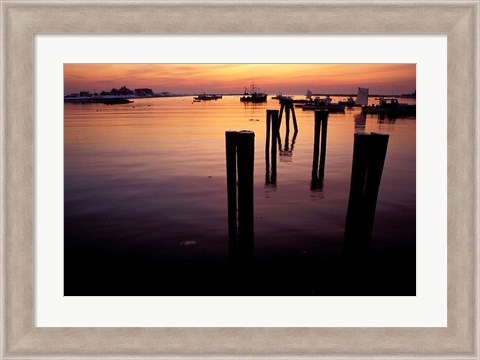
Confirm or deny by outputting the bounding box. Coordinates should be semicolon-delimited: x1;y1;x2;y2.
64;63;416;296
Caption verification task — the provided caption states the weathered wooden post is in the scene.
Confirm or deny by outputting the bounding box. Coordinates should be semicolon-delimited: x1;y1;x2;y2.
362;133;389;238
311;110;329;187
265;110;279;184
285;102;290;133
270;110;279;184
265;110;272;183
319;111;328;181
343;132;369;247
225;131;238;259
311;111;321;182
290;102;299;132
344;132;389;253
278;103;285;130
237;131;255;260
225;130;255;262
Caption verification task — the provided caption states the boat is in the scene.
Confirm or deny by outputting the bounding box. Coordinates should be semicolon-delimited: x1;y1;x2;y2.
338;87;369;107
299;96;345;112
240;84;267;103
354;87;369;106
289;90;312;104
95;98;133;105
338;96;356;106
400;90;416;99
272;94;292;101
64;96;133;105
193;93;223;101
301;103;346;112
361;97;416;116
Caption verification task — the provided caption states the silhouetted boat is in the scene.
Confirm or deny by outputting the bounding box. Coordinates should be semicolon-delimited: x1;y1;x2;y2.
240;84;267;103
193;93;223;101
298;95;345;112
362;98;416;116
95;98;133;105
272;94;292;101
338;96;356;106
301;103;346;112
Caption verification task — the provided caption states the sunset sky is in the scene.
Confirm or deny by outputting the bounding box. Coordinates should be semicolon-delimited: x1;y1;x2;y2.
64;64;416;95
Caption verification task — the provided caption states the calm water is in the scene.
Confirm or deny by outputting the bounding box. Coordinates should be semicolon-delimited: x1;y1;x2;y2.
65;96;416;295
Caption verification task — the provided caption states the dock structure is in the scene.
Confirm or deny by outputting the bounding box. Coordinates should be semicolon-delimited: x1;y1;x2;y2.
279;98;298;133
311;110;329;189
265;110;280;184
225;130;255;262
344;132;389;253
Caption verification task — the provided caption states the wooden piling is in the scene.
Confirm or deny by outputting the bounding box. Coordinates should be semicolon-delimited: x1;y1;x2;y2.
311;111;321;181
285;103;290;133
225;131;238;257
311;110;328;185
344;132;389;252
237;130;255;260
318;111;328;181
344;132;370;245
278;104;284;129
270;110;279;184
290;102;298;132
363;133;389;238
265;110;272;183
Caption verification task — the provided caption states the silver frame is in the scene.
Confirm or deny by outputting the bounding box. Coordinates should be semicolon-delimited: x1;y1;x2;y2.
1;1;478;359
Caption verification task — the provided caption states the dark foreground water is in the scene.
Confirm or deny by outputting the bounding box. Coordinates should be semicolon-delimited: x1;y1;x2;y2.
64;96;416;295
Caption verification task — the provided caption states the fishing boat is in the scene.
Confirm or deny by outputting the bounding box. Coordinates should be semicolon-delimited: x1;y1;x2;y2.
361;97;416;116
193;93;223;101
240;84;267;103
299;96;345;112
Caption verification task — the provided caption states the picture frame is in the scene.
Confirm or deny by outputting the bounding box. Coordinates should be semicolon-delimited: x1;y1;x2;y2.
1;0;478;358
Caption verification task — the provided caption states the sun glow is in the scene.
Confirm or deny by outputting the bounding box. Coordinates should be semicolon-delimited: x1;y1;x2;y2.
64;64;415;95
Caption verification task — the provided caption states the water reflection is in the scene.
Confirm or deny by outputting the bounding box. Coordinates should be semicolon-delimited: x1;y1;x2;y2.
278;130;297;163
65;96;415;295
354;113;366;131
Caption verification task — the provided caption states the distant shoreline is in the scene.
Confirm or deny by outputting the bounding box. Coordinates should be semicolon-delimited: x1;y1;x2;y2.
65;92;414;104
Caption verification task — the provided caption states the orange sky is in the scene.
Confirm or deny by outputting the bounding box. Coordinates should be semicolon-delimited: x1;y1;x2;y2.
64;64;416;95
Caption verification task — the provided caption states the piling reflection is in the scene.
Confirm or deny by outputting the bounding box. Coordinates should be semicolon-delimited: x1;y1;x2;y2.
354;113;366;131
377;114;397;132
343;132;389;254
279;130;297;163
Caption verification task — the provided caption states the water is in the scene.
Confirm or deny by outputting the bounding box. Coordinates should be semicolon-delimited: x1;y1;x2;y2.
65;96;416;295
